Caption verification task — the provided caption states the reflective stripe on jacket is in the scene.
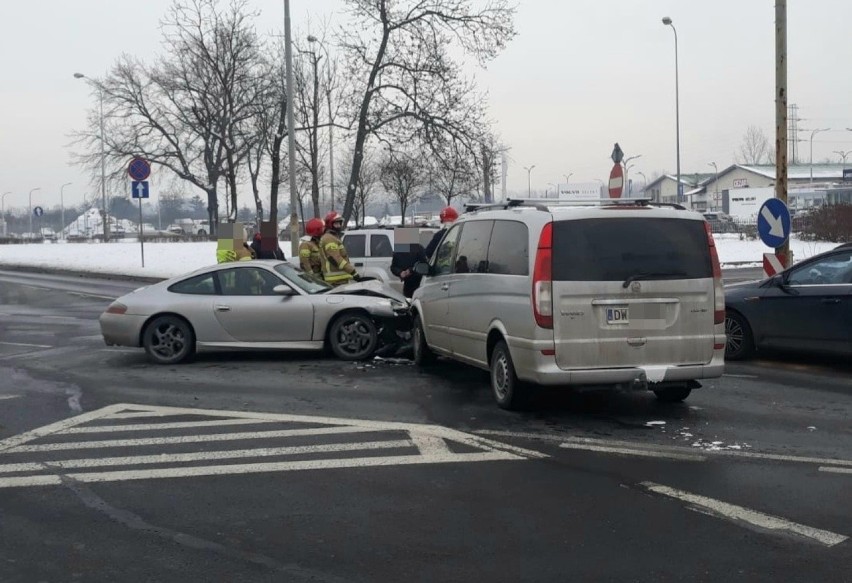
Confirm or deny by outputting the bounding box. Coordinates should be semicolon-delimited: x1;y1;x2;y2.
320;232;356;285
298;239;323;276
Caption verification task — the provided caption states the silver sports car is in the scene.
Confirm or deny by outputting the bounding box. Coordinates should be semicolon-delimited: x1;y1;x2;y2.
99;261;410;364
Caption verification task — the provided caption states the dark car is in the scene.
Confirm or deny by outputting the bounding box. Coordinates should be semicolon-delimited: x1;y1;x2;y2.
724;243;852;359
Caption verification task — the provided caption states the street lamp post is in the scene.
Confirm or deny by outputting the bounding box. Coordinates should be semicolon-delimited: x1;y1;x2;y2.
832;150;852;165
74;72;109;241
662;17;681;204
708;162;719;211
547;183;556;199
60;182;72;240
1;192;10;236
623;154;642;197
637;172;648;196
283;0;300;256
563;173;573;184
28;187;41;237
523;165;535;197
594;178;605;197
307;34;335;212
808;128;830;183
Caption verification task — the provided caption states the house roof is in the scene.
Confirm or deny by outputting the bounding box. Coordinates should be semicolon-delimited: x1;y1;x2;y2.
645;163;849;190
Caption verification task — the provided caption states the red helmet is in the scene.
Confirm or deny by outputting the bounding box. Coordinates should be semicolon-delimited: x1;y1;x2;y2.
306;218;324;238
439;206;459;223
324;211;344;230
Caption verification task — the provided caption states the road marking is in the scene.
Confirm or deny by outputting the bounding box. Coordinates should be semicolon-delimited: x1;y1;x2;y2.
638;481;848;547
6;426;382;454
0;439;414;474
0;341;53;348
819;466;852;475
65;418;281;434
0;395;21;401
722;373;759;379
0;403;544;489
475;429;852;468
559;442;706;462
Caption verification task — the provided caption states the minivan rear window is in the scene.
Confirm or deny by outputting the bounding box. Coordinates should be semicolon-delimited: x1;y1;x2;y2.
551;218;712;281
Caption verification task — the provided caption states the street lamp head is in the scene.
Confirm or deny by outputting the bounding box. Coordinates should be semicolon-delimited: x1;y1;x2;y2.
307;35;318;43
662;16;672;25
73;72;85;79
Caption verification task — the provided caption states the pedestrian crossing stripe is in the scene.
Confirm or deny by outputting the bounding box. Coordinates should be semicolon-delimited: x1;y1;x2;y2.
0;404;546;489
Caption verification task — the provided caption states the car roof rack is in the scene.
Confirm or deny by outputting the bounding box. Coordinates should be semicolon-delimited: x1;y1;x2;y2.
463;198;689;214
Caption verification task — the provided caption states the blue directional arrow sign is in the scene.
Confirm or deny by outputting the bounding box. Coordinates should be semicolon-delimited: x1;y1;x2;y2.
757;197;791;248
131;181;150;199
33;206;44;217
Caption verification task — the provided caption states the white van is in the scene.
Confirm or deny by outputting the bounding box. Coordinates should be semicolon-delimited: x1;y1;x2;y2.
411;199;726;409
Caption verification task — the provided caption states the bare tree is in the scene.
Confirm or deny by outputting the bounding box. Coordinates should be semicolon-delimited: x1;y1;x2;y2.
737;125;772;165
337;0;516;223
71;0;266;235
430;139;477;206
379;151;422;225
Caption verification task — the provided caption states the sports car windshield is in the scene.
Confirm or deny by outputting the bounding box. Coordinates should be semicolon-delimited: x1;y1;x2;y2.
274;263;331;294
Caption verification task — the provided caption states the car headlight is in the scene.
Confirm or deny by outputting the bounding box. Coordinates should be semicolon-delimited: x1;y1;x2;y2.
390;300;408;313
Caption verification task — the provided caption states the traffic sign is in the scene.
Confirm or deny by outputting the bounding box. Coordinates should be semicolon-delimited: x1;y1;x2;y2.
843;168;852;182
131;181;150;199
763;252;787;278
757;198;791;248
33;206;44;217
611;143;624;164
128;157;151;181
608;163;624;198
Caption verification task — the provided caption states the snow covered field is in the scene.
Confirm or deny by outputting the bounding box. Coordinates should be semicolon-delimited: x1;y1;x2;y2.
0;235;840;280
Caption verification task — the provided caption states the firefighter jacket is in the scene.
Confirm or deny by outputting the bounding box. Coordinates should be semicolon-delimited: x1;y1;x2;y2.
298;238;323;277
320;231;356;286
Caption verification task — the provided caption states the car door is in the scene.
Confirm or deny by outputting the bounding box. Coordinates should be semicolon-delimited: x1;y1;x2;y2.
758;249;852;353
212;266;314;343
444;220;495;364
417;224;463;353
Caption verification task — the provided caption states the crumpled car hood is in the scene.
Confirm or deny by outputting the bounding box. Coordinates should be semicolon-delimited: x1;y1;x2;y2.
325;279;408;303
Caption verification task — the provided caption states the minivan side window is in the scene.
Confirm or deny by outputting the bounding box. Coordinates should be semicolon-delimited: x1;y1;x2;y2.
487;220;529;276
433;224;463;276
343;234;366;258
453;220;494;274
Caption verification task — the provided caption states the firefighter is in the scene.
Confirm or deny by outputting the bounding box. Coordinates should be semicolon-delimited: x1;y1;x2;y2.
424;206;459;259
319;211;360;286
299;218;325;278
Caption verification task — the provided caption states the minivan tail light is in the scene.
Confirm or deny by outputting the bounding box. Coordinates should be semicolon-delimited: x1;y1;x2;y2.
106;302;127;315
705;222;725;324
533;223;553;329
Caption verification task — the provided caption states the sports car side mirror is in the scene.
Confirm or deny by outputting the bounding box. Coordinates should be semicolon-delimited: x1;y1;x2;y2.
413;262;430;276
273;285;297;296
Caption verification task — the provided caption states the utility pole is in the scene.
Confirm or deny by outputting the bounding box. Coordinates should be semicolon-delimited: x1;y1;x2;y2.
775;0;790;268
284;0;300;256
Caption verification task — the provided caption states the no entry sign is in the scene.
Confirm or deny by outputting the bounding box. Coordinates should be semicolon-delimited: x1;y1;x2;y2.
608;163;624;198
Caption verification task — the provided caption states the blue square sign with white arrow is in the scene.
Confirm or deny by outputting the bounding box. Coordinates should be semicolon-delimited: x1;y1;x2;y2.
757;197;791;248
131;181;150;199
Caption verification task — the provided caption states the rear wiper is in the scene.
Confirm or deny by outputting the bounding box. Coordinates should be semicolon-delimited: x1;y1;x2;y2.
622;271;688;288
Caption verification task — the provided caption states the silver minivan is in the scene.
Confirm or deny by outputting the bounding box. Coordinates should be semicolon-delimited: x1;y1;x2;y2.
411;199;726;409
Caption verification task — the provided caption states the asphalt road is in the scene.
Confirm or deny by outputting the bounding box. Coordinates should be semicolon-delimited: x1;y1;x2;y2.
0;269;849;582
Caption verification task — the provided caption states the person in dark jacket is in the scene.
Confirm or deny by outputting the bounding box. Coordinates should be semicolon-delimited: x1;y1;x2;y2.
391;244;428;298
251;222;286;260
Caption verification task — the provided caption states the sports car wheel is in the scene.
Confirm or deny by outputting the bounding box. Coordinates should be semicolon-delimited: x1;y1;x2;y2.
725;311;754;360
329;313;378;361
142;315;196;364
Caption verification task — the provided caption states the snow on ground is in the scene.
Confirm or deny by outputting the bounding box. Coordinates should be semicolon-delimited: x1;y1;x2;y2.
0;235;842;279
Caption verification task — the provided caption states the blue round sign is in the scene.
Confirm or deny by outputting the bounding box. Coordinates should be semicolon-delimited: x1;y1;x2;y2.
33;206;44;217
128;157;151;181
757;198;791;248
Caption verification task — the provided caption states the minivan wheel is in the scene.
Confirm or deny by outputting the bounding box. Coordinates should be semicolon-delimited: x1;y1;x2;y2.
490;340;525;410
653;386;692;403
412;314;436;367
725;311;754;360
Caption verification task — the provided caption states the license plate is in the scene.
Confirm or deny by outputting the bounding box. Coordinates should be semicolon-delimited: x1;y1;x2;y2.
606;307;629;325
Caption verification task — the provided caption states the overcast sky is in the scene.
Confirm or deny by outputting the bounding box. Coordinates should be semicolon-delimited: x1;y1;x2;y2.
2;0;851;211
